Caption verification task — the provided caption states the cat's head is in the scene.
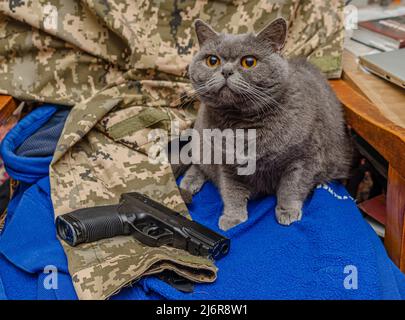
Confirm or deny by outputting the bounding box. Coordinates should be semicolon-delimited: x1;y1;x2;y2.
189;18;288;112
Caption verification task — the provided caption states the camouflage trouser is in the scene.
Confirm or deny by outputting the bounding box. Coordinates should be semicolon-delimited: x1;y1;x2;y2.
0;0;344;299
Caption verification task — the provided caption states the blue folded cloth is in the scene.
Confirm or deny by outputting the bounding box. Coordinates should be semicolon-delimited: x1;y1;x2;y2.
1;105;405;300
0;106;57;184
0;105;76;300
138;181;405;300
16;108;69;158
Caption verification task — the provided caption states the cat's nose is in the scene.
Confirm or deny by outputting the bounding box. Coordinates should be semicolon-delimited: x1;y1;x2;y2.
221;67;234;78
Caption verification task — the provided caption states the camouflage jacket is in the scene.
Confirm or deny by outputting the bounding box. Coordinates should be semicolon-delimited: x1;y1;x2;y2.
0;0;344;299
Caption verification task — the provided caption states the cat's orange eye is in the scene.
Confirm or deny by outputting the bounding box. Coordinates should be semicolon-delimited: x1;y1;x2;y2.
206;55;220;68
241;56;257;69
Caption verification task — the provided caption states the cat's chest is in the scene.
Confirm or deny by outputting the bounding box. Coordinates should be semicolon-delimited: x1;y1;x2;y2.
241;155;282;194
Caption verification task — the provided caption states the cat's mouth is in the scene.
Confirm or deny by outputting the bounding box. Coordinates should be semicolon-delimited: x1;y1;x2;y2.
218;85;234;98
218;83;235;95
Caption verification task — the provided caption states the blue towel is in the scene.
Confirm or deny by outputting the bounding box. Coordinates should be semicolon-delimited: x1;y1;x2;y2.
137;181;405;300
16;108;70;157
1;105;405;300
0;105;77;300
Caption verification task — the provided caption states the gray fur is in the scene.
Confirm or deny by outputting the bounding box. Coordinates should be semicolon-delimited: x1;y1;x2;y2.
180;18;352;231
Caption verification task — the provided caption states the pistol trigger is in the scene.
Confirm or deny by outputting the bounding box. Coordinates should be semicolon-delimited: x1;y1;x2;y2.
154;229;174;246
141;224;172;245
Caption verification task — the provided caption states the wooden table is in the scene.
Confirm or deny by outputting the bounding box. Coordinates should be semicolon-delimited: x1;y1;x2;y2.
330;50;405;271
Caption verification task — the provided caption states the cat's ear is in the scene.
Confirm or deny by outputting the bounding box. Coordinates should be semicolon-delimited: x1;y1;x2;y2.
256;18;287;51
194;19;218;47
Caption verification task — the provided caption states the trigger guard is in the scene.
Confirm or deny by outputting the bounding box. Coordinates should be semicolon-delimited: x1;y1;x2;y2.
142;223;173;245
129;220;174;247
152;228;174;245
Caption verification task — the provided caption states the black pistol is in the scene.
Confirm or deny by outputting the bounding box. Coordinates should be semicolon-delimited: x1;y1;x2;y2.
56;192;230;260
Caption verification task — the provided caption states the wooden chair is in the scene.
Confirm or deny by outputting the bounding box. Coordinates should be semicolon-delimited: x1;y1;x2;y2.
1;74;404;272
0;96;17;125
330;79;405;272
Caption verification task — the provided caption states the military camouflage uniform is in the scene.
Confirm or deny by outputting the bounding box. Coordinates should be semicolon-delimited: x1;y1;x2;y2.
0;0;344;299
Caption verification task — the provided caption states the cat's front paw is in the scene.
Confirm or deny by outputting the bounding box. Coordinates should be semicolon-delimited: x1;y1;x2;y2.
275;205;302;226
218;214;248;231
179;166;206;196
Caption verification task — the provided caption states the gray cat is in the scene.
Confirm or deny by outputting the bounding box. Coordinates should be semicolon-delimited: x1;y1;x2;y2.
179;18;352;231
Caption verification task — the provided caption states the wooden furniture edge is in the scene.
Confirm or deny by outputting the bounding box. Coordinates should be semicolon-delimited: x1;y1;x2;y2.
329;80;405;174
386;167;405;270
330;79;405;271
0;95;17;123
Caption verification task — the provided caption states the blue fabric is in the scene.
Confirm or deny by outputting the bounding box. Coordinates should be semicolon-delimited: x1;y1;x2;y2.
139;181;405;300
0;267;6;300
0;105;76;300
0;105;56;184
16;108;69;157
0;105;405;300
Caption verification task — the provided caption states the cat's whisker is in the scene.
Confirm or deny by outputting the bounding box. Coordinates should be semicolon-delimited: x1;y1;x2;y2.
240;83;281;112
236;79;278;105
232;79;280;116
170;93;198;109
231;82;268;117
169;84;214;108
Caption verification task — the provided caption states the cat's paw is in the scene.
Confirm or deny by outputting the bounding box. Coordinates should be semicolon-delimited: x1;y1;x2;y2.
179;166;206;195
275;205;302;226
218;214;248;231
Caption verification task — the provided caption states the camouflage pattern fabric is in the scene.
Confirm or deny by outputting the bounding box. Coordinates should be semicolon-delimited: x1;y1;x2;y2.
0;0;345;300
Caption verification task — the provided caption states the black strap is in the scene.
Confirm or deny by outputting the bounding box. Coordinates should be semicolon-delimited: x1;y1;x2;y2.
158;270;195;293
